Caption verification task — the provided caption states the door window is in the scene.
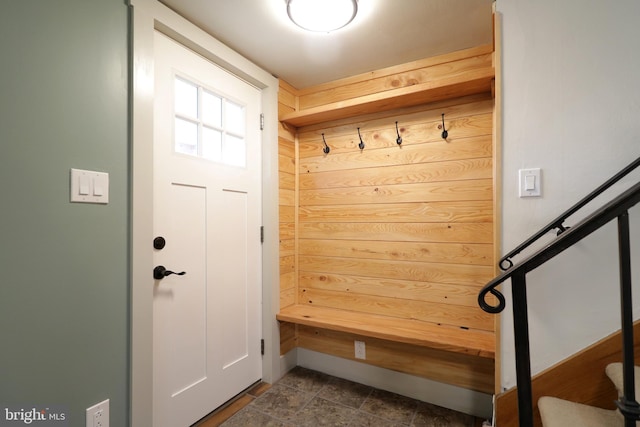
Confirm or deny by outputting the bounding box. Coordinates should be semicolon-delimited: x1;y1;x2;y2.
173;76;246;167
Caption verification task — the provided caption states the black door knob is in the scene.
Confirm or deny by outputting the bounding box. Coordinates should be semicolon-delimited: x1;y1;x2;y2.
153;265;186;280
153;236;166;250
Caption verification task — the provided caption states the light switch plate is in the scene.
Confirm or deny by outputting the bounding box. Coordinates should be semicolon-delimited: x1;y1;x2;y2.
519;168;541;197
70;168;109;204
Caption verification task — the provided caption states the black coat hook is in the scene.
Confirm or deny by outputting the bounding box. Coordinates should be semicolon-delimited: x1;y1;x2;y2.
357;128;365;150
321;133;330;154
440;113;448;140
395;121;402;145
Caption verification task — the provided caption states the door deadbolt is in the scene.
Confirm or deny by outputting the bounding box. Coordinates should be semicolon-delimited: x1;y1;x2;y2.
153;236;166;250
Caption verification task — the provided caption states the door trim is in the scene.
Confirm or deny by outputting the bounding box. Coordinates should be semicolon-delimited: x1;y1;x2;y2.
129;2;280;426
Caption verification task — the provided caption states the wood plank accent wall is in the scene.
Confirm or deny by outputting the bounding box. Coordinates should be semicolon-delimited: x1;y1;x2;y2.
297;325;494;394
276;45;497;393
296;98;495;334
278;80;298;355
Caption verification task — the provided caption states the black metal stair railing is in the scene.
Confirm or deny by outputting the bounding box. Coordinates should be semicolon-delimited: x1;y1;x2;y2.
478;174;640;427
498;156;640;271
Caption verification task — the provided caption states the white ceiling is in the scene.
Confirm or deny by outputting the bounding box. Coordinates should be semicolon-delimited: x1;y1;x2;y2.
159;0;494;89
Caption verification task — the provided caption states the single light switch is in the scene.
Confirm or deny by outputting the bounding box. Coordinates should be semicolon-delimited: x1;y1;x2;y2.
79;175;90;195
93;181;104;196
524;174;536;191
519;168;541;197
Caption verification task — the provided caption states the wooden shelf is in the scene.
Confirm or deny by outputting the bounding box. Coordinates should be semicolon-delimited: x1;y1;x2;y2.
277;304;495;359
279;68;495;128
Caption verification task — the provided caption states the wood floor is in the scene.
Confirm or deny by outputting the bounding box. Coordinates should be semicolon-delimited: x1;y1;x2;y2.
192;381;271;426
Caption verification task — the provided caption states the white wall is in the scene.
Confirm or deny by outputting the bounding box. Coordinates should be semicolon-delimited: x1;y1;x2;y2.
496;0;640;390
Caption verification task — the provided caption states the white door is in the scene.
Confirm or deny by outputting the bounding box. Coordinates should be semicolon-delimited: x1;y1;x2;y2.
152;31;262;427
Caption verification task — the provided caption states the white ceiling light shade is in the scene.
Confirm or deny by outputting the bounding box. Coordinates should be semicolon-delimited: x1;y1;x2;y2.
286;0;358;32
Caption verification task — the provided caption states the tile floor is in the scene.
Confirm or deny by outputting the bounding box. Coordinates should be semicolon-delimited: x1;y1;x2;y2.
195;366;484;427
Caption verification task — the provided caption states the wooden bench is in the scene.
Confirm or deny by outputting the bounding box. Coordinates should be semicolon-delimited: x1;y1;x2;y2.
277;304;495;359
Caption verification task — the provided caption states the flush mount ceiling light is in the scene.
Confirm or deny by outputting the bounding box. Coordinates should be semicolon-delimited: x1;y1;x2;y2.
286;0;358;32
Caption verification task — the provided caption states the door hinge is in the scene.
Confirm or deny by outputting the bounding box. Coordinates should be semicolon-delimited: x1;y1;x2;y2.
260;113;264;130
260;226;264;243
261;339;265;355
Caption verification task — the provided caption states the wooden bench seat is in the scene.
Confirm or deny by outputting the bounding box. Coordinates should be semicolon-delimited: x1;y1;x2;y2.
276;304;495;359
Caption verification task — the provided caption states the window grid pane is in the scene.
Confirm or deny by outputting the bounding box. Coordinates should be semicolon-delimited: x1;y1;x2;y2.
202;127;222;162
175;118;198;156
202;91;222;128
225;101;245;137
174;78;198;119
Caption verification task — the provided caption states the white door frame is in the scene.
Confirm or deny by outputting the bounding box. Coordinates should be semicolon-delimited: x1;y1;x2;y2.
129;1;281;425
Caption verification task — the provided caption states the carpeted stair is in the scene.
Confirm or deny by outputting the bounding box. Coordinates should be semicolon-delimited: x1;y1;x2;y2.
539;363;640;427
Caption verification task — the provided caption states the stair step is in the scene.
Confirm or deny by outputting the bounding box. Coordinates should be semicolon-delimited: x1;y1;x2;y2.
606;362;640;398
539;397;622;427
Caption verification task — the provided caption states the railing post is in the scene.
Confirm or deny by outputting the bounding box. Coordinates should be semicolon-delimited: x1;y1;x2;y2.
617;210;639;427
512;269;534;427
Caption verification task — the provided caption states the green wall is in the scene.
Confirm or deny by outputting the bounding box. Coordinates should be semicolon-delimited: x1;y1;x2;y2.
0;1;130;425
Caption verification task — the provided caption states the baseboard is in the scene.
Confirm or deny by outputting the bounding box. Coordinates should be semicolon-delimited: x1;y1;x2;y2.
278;347;298;379
296;348;493;419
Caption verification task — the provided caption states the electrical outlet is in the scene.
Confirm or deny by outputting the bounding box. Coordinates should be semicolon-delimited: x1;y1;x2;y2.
95;409;104;427
354;340;366;359
86;399;109;427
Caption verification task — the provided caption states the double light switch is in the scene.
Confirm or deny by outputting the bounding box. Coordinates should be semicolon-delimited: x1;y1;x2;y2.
70;168;109;204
